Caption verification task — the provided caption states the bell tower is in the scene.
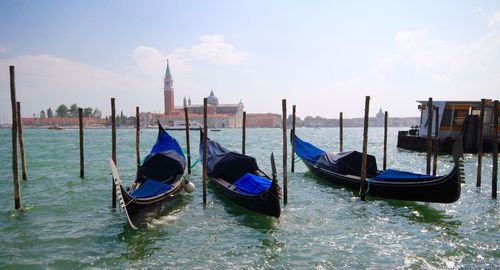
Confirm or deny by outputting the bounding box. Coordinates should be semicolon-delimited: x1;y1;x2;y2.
164;59;174;114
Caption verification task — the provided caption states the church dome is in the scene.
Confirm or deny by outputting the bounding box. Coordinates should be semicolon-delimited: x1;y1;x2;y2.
207;90;219;106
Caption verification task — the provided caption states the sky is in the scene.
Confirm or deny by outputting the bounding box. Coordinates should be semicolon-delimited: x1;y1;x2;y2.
1;0;500;122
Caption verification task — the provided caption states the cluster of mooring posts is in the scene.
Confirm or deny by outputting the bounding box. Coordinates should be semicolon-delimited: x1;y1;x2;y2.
6;65;500;209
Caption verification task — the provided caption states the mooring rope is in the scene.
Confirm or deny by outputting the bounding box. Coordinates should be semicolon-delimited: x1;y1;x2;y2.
359;178;372;196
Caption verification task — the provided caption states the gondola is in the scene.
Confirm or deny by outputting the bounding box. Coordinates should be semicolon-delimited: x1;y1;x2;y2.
110;123;194;230
293;134;464;203
199;131;281;217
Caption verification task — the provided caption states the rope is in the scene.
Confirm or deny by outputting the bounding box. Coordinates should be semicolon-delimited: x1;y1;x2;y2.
190;158;201;170
294;156;301;164
358;178;372;196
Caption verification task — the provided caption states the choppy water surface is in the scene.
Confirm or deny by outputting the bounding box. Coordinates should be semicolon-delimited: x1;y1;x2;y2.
0;127;498;269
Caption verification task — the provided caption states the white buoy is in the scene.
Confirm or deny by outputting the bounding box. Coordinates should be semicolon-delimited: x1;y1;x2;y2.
184;181;195;193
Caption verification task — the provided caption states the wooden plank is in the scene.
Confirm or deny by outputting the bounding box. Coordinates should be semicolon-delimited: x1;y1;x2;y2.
184;107;191;174
291;105;296;173
492;100;498;199
282;99;288;205
426;97;433;175
111;98;116;208
383;111;388;171
360;96;370;201
432;107;440;176
10;66;21;209
79;107;84;178
339;112;343;152
242;111;246;155
202;98;208;206
477;99;485;187
17;102;27;180
136;107;140;169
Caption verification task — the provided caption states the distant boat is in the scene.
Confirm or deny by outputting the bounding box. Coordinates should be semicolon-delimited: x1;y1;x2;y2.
48;125;64;130
210;129;221;132
165;120;202;130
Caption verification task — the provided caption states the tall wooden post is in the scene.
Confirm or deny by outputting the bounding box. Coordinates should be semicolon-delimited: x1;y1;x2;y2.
492;100;498;199
282;99;288;205
426;97;433;175
383;111;388;171
432;107;440;176
78;108;84;178
291;105;296;173
10;66;21;209
360;96;370;201
339;112;343;152
136;107;140;168
16;102;27;180
242;111;246;155
111;98;116;208
184;107;191;174
202;98;208;206
477;99;485;187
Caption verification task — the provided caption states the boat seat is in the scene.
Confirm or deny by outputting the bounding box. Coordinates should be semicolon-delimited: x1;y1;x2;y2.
216;178;238;191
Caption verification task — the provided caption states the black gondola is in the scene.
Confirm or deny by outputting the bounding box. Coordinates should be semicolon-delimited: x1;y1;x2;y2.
110;123;193;229
293;134;464;203
199;131;281;217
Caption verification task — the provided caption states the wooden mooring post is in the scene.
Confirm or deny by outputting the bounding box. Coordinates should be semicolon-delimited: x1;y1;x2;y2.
202;98;208;206
432;107;440;176
383;111;388;171
16;102;27;180
242;111;246;155
10;66;21;209
492;100;498;199
291;105;296;173
426;97;433;175
78;108;84;178
339;112;343;152
282;99;288;205
477;99;485;187
360;96;370;201
111;98;117;208
136;107;140;169
184;107;191;174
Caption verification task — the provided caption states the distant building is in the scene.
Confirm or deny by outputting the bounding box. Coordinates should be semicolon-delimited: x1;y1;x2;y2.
149;60;244;128
246;113;282;128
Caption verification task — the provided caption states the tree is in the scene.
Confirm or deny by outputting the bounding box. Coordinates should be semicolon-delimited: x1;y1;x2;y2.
83;107;93;117
92;108;102;118
56;104;69;118
47;108;53;118
69;104;78;118
40;110;46;119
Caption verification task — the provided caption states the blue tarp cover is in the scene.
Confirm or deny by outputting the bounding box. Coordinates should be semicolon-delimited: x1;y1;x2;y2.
294;135;378;177
372;169;438;182
234;173;271;195
137;124;186;184
131;179;172;198
294;136;325;163
200;135;259;183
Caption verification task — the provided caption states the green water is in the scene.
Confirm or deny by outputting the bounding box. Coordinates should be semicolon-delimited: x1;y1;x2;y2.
0;127;498;269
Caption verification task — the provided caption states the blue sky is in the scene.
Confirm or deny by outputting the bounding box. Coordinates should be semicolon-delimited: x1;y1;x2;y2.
1;0;500;121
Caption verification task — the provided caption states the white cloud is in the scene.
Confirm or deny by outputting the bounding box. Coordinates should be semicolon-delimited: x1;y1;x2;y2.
0;47;8;53
132;35;248;78
488;12;500;27
0;35;250;120
473;7;483;14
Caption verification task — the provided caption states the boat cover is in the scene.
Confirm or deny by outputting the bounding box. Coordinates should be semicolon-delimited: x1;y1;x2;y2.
233;173;271;195
294;135;378;177
201;137;258;183
294;136;325;163
131;179;172;198
371;169;438;182
137;124;185;184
